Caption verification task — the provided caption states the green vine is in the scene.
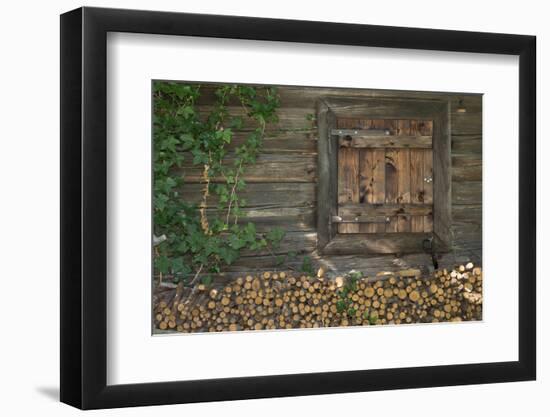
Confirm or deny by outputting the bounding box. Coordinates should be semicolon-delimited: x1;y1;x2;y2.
153;82;284;285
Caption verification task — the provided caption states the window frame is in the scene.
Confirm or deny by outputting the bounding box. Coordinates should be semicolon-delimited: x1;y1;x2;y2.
316;96;452;255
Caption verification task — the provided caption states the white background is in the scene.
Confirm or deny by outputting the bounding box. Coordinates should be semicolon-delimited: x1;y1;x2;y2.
0;0;546;415
108;33;518;384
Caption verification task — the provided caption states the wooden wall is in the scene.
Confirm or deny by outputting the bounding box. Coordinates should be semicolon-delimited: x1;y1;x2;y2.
181;85;482;277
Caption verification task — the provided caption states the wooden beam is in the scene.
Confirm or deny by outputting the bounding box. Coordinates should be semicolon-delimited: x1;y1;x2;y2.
316;101;338;251
338;134;432;148
338;203;432;218
432;107;451;243
332;128;389;136
323;97;445;119
177;154;316;183
337;147;360;233
322;233;433;255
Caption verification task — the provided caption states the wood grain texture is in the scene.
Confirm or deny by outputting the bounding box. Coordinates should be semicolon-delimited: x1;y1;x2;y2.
453;181;482;204
452;155;482;181
338;135;432;148
178;154;316;183
176;87;481;274
316;102;338;251
338;203;432;217
205;206;315;232
451;112;482;135
323;233;434;255
359;149;374;233
338;147;360;233
452;134;482;154
229;131;317;154
418;120;433;136
220;249;481;280
197;105;315;131
410;149;425;232
180;182;315;207
359;149;385;232
198;85;482;115
397;119;411;135
431;109;453;248
396;149;411;232
423;148;434;232
385;148;399;232
324;97;445;119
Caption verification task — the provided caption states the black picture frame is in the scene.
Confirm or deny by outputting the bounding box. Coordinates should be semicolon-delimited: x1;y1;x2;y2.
60;6;536;410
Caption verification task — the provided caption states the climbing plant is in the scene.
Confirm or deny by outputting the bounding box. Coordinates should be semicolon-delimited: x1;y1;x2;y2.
153;81;284;285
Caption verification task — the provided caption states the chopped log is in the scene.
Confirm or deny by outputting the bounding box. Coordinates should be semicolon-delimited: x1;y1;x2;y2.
154;263;482;333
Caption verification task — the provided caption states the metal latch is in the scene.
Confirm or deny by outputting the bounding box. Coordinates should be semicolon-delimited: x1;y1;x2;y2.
422;236;439;270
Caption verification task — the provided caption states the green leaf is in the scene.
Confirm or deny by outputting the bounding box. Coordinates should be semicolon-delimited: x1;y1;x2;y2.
336;300;347;313
266;227;285;248
201;275;213;286
156;255;170;274
229;234;246;250
229;117;243;129
152;82;281;278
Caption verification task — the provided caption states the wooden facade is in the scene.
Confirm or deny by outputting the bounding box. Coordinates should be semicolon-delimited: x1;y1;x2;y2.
181;85;482;278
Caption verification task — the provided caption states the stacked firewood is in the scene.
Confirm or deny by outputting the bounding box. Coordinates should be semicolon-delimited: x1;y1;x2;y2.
154;263;482;333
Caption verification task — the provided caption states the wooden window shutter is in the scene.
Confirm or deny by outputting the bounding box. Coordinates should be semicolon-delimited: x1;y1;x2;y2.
335;118;434;235
316;97;451;255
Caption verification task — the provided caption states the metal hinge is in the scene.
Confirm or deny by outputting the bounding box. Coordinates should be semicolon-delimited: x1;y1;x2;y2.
331;215;390;224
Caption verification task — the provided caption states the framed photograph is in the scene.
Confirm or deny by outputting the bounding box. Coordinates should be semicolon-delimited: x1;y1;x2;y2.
60;6;536;409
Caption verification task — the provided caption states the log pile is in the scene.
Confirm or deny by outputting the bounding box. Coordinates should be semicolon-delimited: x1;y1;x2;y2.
154;263;483;333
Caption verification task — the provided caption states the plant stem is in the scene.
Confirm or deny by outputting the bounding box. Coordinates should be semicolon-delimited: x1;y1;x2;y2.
225;121;266;227
199;163;210;234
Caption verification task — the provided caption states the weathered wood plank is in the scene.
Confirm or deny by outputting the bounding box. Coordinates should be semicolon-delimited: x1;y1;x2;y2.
452;204;482;223
452;181;482;205
239;231;317;257
451;112;482;135
220;249;482;279
450;95;483;114
397;119;411;135
323;233;433;255
431;110;453;248
179;182;316;207
325;97;445;119
371;150;386;206
359;149;374;233
359;149;385;232
409;120;418;135
339;203;432;217
338;134;432;148
197;105;315;131
204;206;316;232
385;149;399;232
410;149;425;232
338;147;360;233
452;155;482;181
423;149;434;232
199;83;483;113
177;154;316;183
316;103;338;251
418;120;433;136
197;84;481;114
452;223;482;249
396;149;411;232
228;131;317;154
452;134;482;154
